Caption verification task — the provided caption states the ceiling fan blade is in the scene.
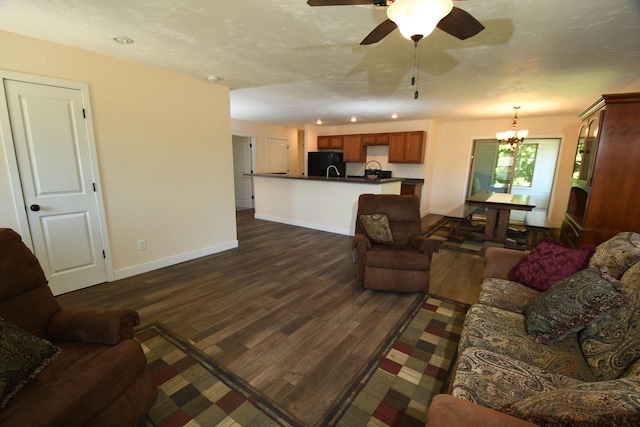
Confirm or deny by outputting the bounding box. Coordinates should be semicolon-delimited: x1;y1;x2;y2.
437;6;485;40
360;19;398;45
307;0;373;6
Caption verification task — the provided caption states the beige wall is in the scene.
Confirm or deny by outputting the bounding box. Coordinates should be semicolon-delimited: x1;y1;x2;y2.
0;31;237;279
231;119;300;175
431;116;582;225
622;76;640;92
305;117;581;224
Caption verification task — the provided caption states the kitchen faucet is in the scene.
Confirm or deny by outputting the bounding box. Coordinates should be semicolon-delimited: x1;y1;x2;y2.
326;165;340;178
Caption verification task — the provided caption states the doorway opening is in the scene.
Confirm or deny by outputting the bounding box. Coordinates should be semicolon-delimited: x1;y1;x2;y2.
232;134;256;211
468;138;561;221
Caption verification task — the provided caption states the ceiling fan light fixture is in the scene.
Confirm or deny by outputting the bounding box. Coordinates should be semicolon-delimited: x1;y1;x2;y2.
387;0;453;40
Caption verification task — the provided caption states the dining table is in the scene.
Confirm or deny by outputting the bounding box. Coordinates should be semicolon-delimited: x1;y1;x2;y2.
466;192;536;242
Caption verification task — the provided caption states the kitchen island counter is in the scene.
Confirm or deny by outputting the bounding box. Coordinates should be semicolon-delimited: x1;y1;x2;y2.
249;174;403;235
249;173;404;184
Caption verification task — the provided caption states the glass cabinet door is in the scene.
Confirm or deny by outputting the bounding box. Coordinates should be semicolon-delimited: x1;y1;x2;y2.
572;115;600;184
580;116;599;182
573;124;588;180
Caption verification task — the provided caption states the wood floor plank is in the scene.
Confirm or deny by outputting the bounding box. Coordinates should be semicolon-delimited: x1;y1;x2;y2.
56;209;482;426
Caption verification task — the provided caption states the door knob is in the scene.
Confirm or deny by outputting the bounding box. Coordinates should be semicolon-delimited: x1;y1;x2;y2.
30;204;40;212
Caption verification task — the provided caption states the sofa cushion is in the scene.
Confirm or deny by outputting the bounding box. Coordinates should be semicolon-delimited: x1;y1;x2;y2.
504;378;640;426
579;261;640;381
0;319;62;409
365;245;430;271
451;347;581;410
507;239;595;291
524;268;627;344
589;231;640;279
478;278;540;313
358;213;393;243
622;357;640;378
459;304;596;381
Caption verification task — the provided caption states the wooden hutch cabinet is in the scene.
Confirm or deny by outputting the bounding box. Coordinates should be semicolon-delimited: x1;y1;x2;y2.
560;93;640;247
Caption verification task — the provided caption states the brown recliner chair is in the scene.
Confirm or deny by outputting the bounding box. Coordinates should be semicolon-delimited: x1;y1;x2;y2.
352;194;439;293
0;228;157;426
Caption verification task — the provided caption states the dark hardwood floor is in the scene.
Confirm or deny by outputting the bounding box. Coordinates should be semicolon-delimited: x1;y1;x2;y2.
56;210;483;425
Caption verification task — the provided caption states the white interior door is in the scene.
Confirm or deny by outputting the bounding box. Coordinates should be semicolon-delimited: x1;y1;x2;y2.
4;79;108;295
232;135;254;209
265;137;288;174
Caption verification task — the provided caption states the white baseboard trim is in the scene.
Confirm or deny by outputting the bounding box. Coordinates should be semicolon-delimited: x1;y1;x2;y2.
254;213;351;236
112;240;239;281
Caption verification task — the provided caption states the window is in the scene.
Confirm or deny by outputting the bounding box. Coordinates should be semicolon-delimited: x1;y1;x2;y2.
493;143;538;188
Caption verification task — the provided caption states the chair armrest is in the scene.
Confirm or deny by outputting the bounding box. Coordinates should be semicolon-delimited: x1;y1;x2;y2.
47;308;140;345
426;395;538;427
482;247;529;281
352;233;371;280
411;236;439;257
352;233;371;251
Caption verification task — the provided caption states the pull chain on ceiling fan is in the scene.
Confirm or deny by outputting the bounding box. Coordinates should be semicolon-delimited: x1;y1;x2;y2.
411;36;422;99
308;0;484;98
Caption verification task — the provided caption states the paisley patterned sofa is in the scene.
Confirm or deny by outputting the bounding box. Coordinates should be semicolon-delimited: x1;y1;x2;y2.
426;232;640;427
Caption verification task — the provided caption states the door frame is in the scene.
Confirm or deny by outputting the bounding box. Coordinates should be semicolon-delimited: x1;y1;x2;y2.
0;70;114;281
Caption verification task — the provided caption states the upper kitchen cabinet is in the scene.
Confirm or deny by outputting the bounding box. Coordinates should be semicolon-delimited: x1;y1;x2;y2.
362;133;390;146
342;134;366;163
389;131;426;163
318;135;343;150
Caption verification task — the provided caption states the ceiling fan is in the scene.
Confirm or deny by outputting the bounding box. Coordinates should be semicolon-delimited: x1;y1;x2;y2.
307;0;484;45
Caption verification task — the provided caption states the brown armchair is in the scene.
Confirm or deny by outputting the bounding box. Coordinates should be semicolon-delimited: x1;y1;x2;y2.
0;228;157;426
352;194;439;293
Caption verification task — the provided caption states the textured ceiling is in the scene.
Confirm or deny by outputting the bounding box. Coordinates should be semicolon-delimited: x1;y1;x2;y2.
1;0;639;128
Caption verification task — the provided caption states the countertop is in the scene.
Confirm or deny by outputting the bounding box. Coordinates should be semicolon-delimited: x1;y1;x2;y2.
249;173;414;185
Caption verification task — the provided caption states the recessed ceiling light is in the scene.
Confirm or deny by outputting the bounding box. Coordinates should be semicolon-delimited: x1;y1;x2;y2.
350;117;357;122
391;113;398;119
316;119;323;125
111;35;134;45
207;75;219;82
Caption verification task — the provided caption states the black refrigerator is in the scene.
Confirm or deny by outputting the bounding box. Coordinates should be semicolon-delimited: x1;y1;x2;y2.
307;152;346;177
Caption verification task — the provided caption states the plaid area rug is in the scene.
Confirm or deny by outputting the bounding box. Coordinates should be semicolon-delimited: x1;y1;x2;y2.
423;217;531;253
135;296;468;427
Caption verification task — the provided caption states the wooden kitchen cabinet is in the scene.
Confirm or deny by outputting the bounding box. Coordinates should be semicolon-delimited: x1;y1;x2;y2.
317;135;343;150
362;133;390;146
560;92;640;247
362;134;375;146
342;134;366;162
401;183;423;201
375;133;390;145
389;131;426;163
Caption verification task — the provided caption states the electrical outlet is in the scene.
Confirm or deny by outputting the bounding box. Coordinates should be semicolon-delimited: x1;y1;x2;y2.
138;239;147;251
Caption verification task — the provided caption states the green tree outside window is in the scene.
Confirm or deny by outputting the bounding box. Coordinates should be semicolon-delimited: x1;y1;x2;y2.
493;143;538;188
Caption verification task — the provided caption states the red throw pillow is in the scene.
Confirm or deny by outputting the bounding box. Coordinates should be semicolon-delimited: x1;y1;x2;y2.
508;239;596;291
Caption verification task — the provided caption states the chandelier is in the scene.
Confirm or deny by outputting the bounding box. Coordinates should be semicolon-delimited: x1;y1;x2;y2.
496;106;528;149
